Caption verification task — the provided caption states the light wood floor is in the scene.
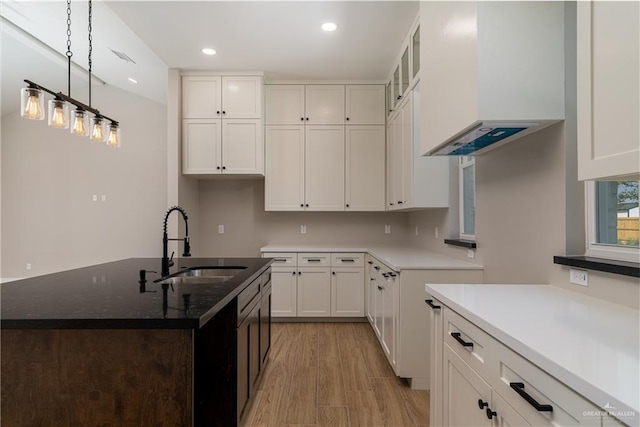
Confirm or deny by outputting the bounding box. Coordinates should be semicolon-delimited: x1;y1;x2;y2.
242;322;430;427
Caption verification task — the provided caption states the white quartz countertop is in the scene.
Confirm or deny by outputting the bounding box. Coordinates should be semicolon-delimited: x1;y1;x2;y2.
260;245;482;271
425;283;640;425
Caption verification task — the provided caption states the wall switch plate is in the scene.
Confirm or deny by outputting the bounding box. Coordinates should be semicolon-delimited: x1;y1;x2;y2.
300;225;307;234
435;227;439;239
570;268;588;286
26;263;32;271
467;249;475;259
385;225;391;234
218;225;225;234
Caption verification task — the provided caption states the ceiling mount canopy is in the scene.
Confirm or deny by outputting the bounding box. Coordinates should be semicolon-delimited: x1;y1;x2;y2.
20;0;121;147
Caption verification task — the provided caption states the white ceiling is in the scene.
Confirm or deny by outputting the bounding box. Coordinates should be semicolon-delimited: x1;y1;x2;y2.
1;1;418;116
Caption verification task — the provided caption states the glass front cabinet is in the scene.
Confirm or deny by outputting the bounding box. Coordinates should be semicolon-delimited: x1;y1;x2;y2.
386;17;420;120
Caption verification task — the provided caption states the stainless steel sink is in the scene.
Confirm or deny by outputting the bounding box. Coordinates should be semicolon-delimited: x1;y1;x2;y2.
172;267;246;278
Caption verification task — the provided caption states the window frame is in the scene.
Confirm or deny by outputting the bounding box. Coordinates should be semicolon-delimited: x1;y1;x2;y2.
585;181;639;262
459;156;476;241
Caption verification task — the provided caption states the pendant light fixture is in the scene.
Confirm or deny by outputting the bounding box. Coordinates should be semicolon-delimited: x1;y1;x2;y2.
20;0;121;146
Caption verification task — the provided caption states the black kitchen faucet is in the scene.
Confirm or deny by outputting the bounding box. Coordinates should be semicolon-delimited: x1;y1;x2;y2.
161;206;191;277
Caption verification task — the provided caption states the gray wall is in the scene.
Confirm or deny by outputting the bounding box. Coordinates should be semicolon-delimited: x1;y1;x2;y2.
1;83;167;278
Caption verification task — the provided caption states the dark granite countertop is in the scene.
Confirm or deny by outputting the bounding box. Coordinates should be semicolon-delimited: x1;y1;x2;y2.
0;257;272;330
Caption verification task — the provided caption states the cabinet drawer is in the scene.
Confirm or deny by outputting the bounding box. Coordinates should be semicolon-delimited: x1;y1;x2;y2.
493;343;603;426
263;252;296;267
237;279;261;325
443;307;496;380
331;253;364;267
297;253;330;267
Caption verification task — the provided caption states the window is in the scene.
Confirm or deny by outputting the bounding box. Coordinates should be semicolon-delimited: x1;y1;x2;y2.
586;180;639;262
459;156;476;239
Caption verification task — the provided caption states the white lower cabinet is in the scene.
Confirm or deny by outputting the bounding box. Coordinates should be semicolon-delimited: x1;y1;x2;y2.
263;252;364;318
297;268;331;317
429;301;605;426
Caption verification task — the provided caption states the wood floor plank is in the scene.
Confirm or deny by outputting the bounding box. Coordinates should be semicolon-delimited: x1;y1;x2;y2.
346;391;385;427
399;382;430;426
356;336;395;378
371;377;415;427
318;323;340;360
280;365;317;425
318;406;349;427
318;357;346;406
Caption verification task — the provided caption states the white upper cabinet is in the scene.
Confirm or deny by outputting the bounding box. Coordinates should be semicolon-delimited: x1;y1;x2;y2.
386;16;420;119
265;85;305;125
265;126;305;210
181;73;264;176
345;126;386;211
183;75;262;119
577;1;640;181
345;85;386;125
419;2;565;156
304;126;345;211
304;85;345;124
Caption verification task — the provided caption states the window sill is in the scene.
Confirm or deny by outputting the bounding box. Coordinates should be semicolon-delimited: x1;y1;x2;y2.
553;256;639;278
444;239;477;249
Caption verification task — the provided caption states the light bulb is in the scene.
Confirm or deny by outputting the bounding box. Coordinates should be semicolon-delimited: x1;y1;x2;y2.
20;87;44;120
70;109;88;136
48;99;69;129
90;117;106;142
107;123;121;147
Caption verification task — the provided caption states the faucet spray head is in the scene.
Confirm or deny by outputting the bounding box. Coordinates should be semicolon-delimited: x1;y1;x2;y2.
182;237;191;257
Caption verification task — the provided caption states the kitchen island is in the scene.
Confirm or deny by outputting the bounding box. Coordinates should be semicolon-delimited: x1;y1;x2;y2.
1;257;273;426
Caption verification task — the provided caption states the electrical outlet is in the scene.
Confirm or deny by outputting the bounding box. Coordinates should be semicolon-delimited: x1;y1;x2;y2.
467;249;475;259
570;268;589;286
92;194;97;202
218;225;225;234
26;263;32;271
101;194;106;202
385;224;391;234
300;225;307;234
415;226;419;236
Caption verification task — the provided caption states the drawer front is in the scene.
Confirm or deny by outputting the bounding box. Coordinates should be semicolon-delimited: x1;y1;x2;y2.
331;253;364;267
297;252;330;267
443;307;496;380
263;252;296;267
493;343;603;427
237;278;261;324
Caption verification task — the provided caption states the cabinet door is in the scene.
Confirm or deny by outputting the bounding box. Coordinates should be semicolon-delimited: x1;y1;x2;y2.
221;76;262;119
399;95;414;207
297;268;331;317
260;285;271;365
374;278;383;339
391;111;404;208
221;119;263;174
386;122;395;210
266;85;305;125
305;85;345;124
330;268;364;317
392;65;401;110
401;46;410;97
427;297;443;427
443;344;492;427
345;126;386;211
345;85;386;125
182;76;222;119
265;126;305;211
577;1;640;180
237;316;251;422
182;119;222;174
381;278;396;367
250;302;261;390
270;268;297;317
366;269;376;324
491;391;532;427
304;126;345;211
412;25;420;80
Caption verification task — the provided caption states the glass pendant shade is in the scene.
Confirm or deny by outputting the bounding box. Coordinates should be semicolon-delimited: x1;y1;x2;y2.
70;109;89;136
48;99;69;129
20;87;45;120
90;116;107;142
106;123;121;147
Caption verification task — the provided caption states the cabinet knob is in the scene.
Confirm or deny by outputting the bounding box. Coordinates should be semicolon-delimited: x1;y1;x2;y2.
300;204;304;208
346;117;350;121
389;202;394;206
216;111;220;115
305;204;309;207
346;204;350;208
300;117;304;121
222;166;226;170
332;271;336;275
298;271;302;275
222;111;226;114
216;166;221;170
397;201;403;204
292;271;296;275
486;408;497;420
377;286;383;291
397;95;402;100
305;117;309;121
478;400;489;410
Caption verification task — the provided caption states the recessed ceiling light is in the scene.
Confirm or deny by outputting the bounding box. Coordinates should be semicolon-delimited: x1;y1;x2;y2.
201;48;217;56
127;77;138;84
321;22;337;32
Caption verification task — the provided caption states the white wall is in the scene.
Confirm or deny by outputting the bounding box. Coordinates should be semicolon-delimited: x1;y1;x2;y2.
1;83;167;278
